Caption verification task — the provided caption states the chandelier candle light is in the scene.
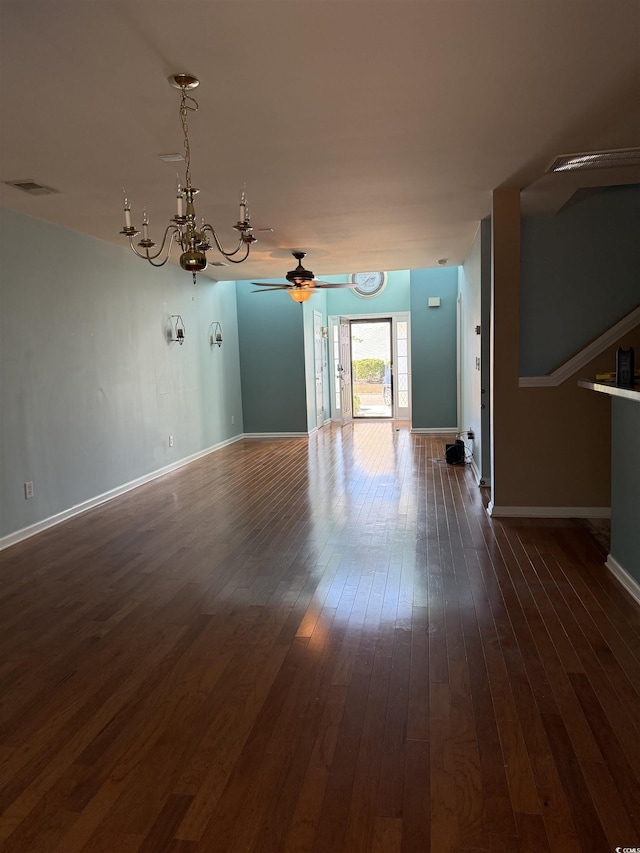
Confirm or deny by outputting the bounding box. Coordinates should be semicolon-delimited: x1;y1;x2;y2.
120;74;256;284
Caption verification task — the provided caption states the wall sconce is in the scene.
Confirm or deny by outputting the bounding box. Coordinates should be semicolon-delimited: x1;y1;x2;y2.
169;314;186;345
209;322;223;348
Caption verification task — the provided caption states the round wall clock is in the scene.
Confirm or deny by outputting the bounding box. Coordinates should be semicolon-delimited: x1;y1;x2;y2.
351;271;388;298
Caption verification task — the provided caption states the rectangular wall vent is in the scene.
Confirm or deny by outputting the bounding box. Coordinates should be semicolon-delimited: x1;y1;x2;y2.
5;179;60;195
547;148;640;173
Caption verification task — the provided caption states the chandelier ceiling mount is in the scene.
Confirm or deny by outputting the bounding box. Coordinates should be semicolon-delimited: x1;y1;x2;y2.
169;73;199;91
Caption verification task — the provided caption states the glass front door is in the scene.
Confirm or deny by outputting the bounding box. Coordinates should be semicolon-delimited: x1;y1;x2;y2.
350;319;392;418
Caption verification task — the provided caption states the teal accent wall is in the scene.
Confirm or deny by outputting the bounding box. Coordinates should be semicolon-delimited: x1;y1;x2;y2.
520;184;640;376
410;267;459;429
610;397;640;583
235;281;309;433
235;271;409;433
0;208;244;540
325;269;410;314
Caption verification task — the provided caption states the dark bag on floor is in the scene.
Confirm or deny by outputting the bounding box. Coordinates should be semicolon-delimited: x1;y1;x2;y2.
445;439;465;465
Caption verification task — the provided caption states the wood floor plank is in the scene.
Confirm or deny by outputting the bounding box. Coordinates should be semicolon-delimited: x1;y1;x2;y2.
514;812;551;853
375;625;411;820
568;671;640;838
312;633;377;853
429;682;460;853
443;569;487;849
401;738;430;853
0;423;637;851
342;646;392;853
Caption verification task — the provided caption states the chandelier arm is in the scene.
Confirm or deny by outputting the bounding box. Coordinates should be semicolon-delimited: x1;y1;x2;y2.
143;254;172;268
202;225;249;259
128;227;179;263
217;242;252;264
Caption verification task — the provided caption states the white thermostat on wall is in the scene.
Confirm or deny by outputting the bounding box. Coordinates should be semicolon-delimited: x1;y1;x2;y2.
428;297;441;307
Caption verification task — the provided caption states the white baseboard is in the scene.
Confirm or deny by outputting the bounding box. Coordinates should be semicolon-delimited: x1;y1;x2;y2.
469;456;489;487
487;504;611;519
243;431;311;439
410;428;458;435
0;434;244;552
606;554;640;606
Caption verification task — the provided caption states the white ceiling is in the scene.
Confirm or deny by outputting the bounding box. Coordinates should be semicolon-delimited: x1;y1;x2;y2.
1;0;639;281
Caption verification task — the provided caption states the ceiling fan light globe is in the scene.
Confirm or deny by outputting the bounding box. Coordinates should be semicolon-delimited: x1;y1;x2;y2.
288;289;313;303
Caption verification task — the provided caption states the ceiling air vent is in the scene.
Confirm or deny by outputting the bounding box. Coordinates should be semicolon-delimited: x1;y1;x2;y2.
5;179;60;195
547;148;640;173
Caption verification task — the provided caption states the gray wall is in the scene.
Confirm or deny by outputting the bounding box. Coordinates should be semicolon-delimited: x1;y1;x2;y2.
520;185;640;376
0;208;244;540
610;398;640;583
0;205;464;544
410;267;459;429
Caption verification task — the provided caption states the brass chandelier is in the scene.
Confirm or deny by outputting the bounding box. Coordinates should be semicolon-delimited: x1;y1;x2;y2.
120;74;256;284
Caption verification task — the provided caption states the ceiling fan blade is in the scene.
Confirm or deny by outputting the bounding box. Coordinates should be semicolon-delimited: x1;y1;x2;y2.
251;281;289;287
251;286;291;292
311;280;357;289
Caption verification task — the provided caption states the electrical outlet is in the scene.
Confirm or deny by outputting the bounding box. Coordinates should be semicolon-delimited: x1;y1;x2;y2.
24;481;34;500
169;435;174;447
467;430;475;440
231;415;235;425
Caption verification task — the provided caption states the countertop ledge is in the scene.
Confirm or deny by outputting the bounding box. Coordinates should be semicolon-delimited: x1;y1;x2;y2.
578;379;640;402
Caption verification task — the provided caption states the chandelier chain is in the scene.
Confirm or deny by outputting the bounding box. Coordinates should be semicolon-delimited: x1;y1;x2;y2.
179;87;198;190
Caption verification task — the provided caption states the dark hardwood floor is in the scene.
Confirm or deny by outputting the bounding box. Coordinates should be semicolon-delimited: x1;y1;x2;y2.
0;423;638;852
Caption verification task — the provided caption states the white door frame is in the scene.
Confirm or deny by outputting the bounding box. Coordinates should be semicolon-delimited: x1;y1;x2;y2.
328;312;412;421
313;310;325;429
338;316;352;424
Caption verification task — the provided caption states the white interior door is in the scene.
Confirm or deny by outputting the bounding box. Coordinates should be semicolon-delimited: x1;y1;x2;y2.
339;317;352;424
314;311;325;429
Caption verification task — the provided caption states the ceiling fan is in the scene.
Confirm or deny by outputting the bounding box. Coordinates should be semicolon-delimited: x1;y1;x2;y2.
252;251;356;302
